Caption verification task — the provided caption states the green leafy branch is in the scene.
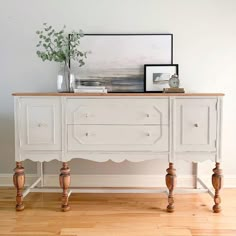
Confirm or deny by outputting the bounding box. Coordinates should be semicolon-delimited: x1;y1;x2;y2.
36;23;87;66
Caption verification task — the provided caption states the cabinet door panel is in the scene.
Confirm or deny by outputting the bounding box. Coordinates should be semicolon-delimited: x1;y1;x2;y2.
18;98;61;150
175;99;217;152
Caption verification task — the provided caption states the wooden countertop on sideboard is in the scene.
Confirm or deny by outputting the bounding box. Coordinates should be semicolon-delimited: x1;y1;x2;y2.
12;93;225;97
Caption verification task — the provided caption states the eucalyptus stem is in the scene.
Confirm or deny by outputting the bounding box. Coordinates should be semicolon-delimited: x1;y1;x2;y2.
36;23;87;66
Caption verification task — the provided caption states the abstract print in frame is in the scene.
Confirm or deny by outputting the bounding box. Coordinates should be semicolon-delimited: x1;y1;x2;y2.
71;34;173;92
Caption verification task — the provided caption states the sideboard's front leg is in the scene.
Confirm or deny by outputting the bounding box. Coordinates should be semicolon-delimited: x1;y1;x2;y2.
59;162;71;212
13;162;25;211
165;163;176;212
212;162;223;213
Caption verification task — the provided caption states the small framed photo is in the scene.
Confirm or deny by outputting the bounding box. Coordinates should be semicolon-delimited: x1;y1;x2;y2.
144;64;179;92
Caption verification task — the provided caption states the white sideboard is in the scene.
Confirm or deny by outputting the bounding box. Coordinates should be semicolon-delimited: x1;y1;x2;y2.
12;93;224;212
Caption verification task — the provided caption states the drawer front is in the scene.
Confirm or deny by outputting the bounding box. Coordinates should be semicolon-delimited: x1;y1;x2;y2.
67;125;168;152
18;97;61;150
175;98;217;152
66;98;168;125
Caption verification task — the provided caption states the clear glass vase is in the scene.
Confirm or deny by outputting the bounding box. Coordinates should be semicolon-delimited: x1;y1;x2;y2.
57;63;75;93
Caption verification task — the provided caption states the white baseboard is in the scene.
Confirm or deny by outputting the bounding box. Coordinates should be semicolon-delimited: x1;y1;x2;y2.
1;174;236;188
45;174;194;188
0;174;37;187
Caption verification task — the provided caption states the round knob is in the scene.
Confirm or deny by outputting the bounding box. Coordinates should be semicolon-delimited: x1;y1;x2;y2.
146;132;151;136
37;123;47;128
85;113;89;118
146;114;150;118
85;132;89;136
194;123;199;127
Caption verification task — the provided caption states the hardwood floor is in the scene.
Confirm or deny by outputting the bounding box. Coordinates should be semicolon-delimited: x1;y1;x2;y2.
0;188;236;236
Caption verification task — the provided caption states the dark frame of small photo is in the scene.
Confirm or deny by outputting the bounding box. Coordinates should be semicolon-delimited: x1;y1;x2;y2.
144;64;179;92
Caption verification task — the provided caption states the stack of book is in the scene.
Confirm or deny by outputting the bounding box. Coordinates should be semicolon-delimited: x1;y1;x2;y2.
74;86;107;93
163;88;185;93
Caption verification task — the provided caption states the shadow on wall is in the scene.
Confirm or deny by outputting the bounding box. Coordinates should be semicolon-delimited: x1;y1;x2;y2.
43;159;192;175
0;115;36;174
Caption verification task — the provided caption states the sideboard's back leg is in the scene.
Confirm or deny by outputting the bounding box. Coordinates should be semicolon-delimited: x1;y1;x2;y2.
212;162;223;213
13;162;25;211
165;162;176;212
59;162;71;212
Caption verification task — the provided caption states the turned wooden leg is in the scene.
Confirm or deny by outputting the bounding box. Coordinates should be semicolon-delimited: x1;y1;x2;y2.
13;162;25;211
59;162;71;212
165;163;176;212
212;162;223;213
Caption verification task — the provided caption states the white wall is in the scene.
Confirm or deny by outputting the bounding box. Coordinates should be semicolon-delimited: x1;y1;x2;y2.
0;0;236;185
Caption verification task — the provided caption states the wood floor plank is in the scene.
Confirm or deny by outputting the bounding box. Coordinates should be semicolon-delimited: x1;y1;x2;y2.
0;188;236;236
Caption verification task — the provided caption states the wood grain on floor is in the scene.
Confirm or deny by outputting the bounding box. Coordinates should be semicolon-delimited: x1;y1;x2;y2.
0;188;236;236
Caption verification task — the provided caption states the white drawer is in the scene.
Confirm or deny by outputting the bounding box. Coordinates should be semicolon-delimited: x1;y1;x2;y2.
66;98;168;125
67;125;168;152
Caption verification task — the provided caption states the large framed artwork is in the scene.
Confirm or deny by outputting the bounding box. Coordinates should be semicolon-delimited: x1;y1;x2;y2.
70;34;173;92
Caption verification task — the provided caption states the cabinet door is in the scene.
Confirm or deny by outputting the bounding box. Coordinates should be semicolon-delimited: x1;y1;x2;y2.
18;97;61;150
175;98;217;152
